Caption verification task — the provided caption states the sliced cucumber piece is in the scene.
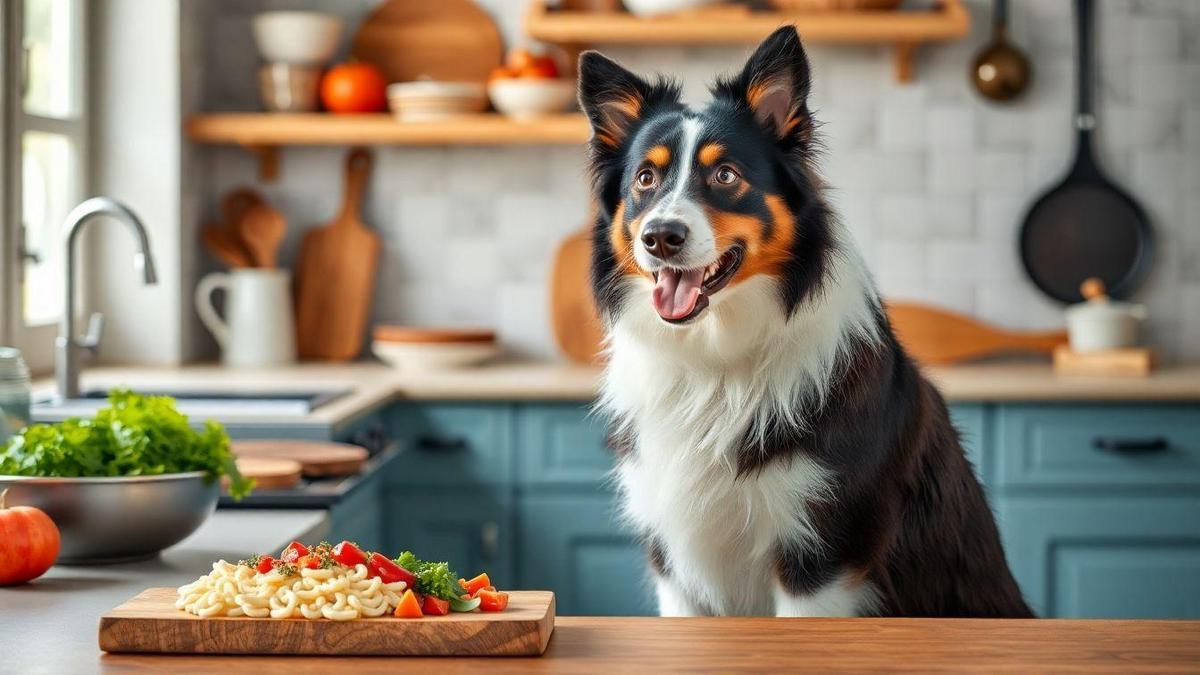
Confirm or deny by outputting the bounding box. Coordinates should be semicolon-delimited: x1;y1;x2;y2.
450;596;482;612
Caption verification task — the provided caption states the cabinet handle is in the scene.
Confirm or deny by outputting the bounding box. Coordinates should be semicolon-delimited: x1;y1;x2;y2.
481;522;499;561
1093;436;1169;453
413;435;469;453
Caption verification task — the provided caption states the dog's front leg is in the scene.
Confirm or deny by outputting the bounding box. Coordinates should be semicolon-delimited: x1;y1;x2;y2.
656;576;705;616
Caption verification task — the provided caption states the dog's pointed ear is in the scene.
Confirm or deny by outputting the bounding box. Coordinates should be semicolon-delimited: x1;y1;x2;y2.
577;51;657;150
720;26;812;144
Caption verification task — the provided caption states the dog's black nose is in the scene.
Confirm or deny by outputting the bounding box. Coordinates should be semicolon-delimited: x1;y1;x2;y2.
641;220;688;260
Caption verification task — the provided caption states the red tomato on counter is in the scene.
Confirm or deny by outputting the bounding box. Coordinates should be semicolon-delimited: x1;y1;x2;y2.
255;555;276;574
0;489;60;586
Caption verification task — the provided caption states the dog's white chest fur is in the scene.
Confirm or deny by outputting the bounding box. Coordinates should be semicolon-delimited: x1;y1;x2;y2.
600;263;881;617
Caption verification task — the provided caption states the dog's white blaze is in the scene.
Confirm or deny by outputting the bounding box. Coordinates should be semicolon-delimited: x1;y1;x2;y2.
635;117;716;272
601;230;882;616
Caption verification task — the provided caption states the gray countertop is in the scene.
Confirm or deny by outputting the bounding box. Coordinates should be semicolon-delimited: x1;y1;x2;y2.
0;509;330;674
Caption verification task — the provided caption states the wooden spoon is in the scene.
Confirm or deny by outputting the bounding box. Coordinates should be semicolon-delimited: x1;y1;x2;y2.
201;226;254;268
238;203;287;268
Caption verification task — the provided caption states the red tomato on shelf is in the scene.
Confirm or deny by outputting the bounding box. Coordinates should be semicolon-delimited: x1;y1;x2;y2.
330;541;368;568
320;63;387;114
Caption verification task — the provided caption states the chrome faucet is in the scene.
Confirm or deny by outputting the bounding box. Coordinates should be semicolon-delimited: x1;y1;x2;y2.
56;197;158;400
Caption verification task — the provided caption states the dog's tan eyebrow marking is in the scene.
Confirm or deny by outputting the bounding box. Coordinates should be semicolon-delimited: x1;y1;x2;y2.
645;145;671;167
698;142;725;166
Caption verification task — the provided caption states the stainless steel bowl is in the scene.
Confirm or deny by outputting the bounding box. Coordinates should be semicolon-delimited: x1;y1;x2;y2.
0;472;218;564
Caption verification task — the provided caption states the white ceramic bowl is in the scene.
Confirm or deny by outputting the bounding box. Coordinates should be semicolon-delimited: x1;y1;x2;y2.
622;0;721;16
373;340;500;371
387;81;488;121
252;12;343;65
488;79;576;119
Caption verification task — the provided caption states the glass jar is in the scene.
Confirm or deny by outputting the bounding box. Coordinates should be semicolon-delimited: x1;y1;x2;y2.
0;347;32;443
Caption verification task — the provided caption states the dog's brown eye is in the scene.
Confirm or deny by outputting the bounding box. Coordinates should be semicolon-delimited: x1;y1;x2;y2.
714;165;740;185
635;168;657;190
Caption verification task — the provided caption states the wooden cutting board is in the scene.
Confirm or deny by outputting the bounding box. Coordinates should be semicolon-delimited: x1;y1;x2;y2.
232;440;368;477
887;302;1067;365
350;0;503;85
550;227;606;364
294;148;381;361
228;457;303;491
100;588;555;656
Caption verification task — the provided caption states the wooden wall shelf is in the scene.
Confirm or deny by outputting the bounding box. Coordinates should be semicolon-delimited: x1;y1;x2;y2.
185;113;591;179
524;0;971;83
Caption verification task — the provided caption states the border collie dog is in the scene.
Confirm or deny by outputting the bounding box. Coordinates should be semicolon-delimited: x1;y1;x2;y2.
578;27;1032;618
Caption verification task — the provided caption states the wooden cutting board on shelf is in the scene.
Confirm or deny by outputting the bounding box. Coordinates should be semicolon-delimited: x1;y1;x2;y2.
350;0;503;84
232;440;368;477
550;227;606;364
886;302;1067;365
228;458;303;491
99;588;555;656
294;148;381;361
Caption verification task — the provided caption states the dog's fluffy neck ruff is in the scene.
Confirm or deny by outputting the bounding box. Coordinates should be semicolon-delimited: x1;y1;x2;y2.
599;233;881;472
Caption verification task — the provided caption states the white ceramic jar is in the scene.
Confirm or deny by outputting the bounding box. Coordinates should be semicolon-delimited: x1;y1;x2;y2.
1064;279;1147;352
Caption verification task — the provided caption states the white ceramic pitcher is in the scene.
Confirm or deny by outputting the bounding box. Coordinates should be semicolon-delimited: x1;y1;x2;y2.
196;269;296;367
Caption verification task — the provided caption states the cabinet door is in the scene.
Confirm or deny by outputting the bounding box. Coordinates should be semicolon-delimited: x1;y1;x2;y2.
516;404;614;486
999;496;1200;618
328;473;384;552
386;488;514;585
518;491;655;616
388;404;513;486
948;404;987;483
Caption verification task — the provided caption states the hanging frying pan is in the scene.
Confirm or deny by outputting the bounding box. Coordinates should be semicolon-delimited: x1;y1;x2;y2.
1018;0;1152;304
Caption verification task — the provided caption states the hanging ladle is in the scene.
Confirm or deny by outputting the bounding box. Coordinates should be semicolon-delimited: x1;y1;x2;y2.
971;0;1032;102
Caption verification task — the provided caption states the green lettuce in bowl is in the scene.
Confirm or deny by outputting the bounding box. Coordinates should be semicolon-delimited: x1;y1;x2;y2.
0;389;252;499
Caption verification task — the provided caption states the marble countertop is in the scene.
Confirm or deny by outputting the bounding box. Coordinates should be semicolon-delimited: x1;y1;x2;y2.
34;359;1200;431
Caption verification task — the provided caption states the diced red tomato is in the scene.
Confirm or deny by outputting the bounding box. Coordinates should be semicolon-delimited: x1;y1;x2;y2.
462;572;491;596
422;595;450;616
255;555;276;574
330;541;368;568
280;541;309;563
367;552;417;586
394;589;423;618
477;589;509;612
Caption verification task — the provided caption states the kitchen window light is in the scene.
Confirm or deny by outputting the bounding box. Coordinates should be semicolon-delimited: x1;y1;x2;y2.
1;0;88;373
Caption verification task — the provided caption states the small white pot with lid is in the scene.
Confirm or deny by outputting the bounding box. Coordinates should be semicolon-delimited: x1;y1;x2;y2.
1065;278;1147;352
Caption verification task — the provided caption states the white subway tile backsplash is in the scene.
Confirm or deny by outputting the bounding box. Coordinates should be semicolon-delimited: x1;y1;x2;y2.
190;0;1200;361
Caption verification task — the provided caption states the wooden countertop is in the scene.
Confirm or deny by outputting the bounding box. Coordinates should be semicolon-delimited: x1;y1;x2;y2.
98;616;1199;673
36;360;1200;431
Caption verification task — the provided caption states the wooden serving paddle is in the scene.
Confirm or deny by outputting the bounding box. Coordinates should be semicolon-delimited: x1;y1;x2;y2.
549;227;606;364
294;148;381;361
886;302;1067;365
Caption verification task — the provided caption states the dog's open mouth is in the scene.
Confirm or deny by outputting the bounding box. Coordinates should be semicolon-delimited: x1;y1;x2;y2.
651;245;744;323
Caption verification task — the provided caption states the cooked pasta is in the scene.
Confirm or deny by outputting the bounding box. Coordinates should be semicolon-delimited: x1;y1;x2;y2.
176;560;408;621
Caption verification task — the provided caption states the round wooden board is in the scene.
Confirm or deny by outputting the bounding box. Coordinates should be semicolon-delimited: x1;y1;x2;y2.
228;458;303;491
550;227;606;364
350;0;504;85
232;440;368;478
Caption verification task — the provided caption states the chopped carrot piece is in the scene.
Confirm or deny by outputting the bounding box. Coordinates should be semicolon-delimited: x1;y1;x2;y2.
463;572;491;596
394;589;423;618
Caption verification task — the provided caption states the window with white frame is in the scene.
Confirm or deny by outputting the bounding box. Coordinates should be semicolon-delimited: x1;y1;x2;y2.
2;0;87;372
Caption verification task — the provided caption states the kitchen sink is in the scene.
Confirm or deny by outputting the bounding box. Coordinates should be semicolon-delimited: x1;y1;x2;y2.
32;388;351;422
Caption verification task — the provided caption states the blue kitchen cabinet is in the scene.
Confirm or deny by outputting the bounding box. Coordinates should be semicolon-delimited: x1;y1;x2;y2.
385;487;515;585
328;468;385;551
948;404;987;482
516;402;612;487
997;496;1200;619
518;490;655;616
388;403;514;486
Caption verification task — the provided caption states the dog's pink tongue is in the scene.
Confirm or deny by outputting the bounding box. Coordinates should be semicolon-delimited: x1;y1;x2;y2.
652;268;704;320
